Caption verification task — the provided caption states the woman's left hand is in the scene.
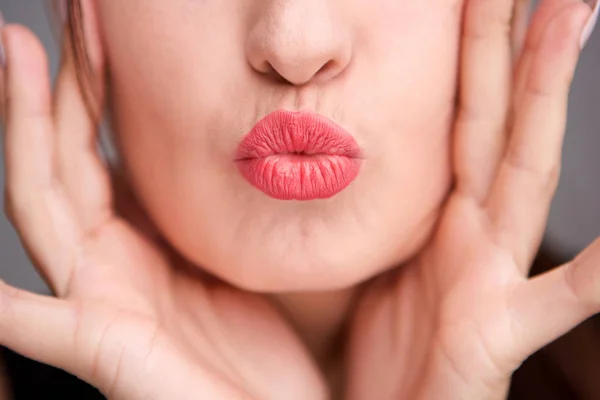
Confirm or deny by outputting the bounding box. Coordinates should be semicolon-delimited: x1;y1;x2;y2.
346;0;600;398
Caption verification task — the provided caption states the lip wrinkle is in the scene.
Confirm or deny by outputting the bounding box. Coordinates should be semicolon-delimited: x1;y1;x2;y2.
235;110;362;200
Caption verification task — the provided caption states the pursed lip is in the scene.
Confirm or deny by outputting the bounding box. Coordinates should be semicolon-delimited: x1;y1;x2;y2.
235;110;362;200
235;109;362;160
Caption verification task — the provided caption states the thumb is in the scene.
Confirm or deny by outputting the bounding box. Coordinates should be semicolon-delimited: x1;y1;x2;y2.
0;281;132;393
508;238;600;362
0;282;84;373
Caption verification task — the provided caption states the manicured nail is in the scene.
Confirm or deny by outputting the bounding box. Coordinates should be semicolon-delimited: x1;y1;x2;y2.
0;11;5;69
581;0;600;49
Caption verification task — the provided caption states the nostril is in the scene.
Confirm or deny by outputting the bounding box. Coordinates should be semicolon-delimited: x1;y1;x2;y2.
319;60;336;74
258;61;294;84
263;59;340;86
314;60;339;81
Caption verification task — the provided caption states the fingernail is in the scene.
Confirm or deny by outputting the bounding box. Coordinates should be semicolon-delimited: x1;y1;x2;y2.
581;0;600;49
0;11;6;69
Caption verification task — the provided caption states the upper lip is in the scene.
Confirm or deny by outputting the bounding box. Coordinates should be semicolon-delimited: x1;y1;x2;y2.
235;110;361;160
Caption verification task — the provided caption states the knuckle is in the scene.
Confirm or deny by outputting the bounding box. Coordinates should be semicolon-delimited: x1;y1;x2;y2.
543;163;561;193
563;259;591;308
503;149;561;194
0;282;17;324
524;77;555;99
3;187;30;228
3;187;19;226
3;191;13;223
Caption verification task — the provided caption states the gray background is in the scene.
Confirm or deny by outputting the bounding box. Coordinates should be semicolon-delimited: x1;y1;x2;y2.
1;1;599;294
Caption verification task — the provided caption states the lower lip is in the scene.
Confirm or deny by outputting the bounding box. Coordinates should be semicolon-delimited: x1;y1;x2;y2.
237;154;361;200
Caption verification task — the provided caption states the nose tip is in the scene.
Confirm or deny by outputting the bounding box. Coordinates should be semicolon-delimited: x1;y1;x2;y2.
246;3;351;86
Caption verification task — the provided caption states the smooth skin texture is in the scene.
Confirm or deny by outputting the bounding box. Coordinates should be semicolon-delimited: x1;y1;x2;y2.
1;0;599;399
97;0;457;293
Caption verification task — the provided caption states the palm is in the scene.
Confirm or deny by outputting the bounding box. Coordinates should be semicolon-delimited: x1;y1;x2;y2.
346;197;522;399
347;0;599;399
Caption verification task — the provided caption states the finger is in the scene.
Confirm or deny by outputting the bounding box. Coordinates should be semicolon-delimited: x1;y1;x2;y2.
513;0;579;115
2;25;82;294
0;280;246;400
0;280;123;393
511;0;533;61
507;237;600;363
54;1;112;233
0;281;81;374
3;25;53;190
486;2;590;273
453;0;515;203
507;0;579;188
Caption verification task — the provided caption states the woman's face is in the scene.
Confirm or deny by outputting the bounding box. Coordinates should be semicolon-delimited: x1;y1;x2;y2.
95;0;462;291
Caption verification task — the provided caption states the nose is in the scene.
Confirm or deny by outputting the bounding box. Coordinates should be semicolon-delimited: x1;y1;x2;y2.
246;1;352;86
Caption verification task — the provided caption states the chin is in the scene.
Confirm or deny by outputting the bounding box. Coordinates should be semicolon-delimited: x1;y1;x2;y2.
168;204;441;293
225;232;433;293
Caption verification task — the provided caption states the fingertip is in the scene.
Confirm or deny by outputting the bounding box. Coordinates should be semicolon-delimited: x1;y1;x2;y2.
548;1;592;45
545;1;591;51
569;1;595;46
3;24;52;120
524;1;589;97
526;0;589;53
3;24;50;76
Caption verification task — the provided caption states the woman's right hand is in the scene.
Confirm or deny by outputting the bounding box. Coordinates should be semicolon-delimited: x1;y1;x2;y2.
0;22;325;400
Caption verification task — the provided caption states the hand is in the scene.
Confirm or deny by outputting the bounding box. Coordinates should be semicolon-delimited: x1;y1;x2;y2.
346;0;599;399
0;23;325;400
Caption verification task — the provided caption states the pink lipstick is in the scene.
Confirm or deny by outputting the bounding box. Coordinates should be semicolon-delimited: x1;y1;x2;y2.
235;110;362;200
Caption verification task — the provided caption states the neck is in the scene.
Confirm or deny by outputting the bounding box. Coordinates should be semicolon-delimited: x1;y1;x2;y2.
270;287;360;368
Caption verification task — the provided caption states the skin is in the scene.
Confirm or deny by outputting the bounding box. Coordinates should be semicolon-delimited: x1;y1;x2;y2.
1;0;599;399
102;0;457;292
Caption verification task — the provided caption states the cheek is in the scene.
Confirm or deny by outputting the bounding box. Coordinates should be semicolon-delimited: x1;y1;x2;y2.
337;2;460;265
352;2;460;201
99;0;247;124
100;0;249;202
